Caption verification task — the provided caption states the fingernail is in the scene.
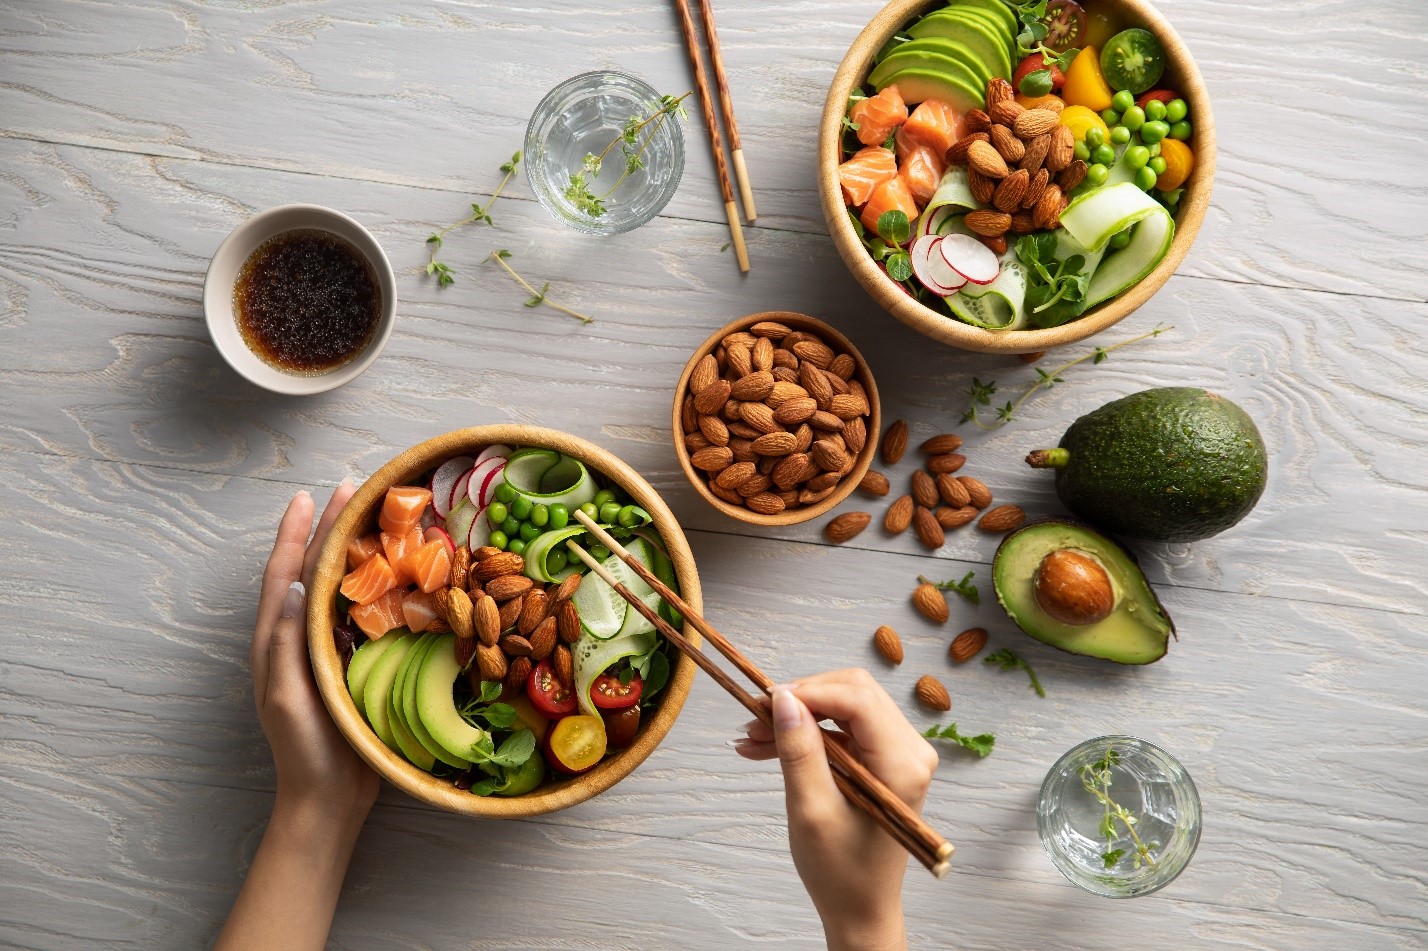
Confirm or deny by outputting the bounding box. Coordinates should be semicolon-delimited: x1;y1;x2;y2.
281;581;306;618
338;477;354;489
740;718;762;734
772;687;803;732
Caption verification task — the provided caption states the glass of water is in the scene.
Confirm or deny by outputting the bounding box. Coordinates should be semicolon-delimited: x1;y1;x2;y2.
1037;735;1201;898
524;71;685;235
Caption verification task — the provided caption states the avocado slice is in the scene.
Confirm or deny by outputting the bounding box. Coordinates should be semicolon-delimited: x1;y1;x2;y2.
401;637;473;768
907;9;1014;82
386;637;437;771
870;40;993;92
362;632;418;749
949;0;1019;38
994;519;1174;665
415;633;492;762
877;68;985;111
347;634;399;718
1027;388;1269;543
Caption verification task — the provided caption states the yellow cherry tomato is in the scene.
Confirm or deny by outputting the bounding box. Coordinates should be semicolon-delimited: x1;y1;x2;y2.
1059;105;1109;143
1155;138;1195;191
1016;93;1065;111
1062;47;1114;112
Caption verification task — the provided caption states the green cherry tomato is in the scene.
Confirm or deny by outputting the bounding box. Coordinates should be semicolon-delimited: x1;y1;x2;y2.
488;530;508;550
616;504;641;528
578;502;599;521
1099;108;1120;127
519;521;541;542
590;544;611;561
1110;227;1133;250
592;489;616;508
1111;90;1135;113
1145;98;1167;121
1148;156;1167;175
1140;120;1168;143
1166;98;1188;123
510;496;533;520
1091;143;1116;166
1101;28;1166;94
1134;165;1159;190
1120;105;1145;131
1110;125;1131;145
1085;125;1105;148
546;548;568;574
501;516;520;537
1086;162;1110;186
494;482;517;505
548;503;569;530
1169;120;1192;140
598;501;622;524
1126;145;1150;169
485;501;509;527
531;503;549;528
507;538;527;556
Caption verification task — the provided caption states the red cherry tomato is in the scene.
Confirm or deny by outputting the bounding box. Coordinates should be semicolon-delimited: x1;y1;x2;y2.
1014;53;1066;94
591;671;643;710
601;706;642;749
1043;0;1088;52
1136;89;1177;108
527;660;576;719
543;714;607;774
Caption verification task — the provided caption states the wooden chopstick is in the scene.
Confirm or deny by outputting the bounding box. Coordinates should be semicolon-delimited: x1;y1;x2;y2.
671;0;750;272
693;0;756;223
564;538;947;876
568;513;954;877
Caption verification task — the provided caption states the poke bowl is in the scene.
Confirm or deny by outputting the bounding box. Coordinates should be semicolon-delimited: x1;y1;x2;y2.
819;0;1214;353
308;426;702;817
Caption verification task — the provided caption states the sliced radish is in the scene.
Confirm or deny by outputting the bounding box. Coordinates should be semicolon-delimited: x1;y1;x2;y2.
911;236;958;296
424;525;455;556
467;512;493;552
444;499;478;552
477;461;507;509
474;444;512;467
449;468;475;512
429;456;475;518
466;457;505;508
939;233;1000;285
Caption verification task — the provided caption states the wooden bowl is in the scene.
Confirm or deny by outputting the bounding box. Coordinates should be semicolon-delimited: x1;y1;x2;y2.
817;0;1215;354
672;312;882;526
307;426;702;817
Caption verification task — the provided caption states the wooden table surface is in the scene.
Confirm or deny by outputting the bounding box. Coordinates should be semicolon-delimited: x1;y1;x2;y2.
2;1;1425;947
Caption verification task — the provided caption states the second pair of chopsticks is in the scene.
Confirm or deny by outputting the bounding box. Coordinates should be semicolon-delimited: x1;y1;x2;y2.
565;511;953;878
671;0;754;272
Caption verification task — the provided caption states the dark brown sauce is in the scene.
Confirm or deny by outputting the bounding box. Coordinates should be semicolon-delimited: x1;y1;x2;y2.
233;228;381;375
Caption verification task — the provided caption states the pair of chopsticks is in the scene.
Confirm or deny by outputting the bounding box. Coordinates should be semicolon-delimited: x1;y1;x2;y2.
671;0;754;273
566;511;954;878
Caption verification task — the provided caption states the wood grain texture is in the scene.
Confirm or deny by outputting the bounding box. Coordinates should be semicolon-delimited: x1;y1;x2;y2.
0;0;1426;947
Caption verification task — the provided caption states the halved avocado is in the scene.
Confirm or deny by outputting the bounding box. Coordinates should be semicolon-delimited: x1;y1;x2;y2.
878;68;985;111
870;41;992;93
907;9;1014;82
993;519;1175;665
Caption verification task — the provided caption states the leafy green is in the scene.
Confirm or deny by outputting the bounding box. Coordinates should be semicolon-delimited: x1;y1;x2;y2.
984;648;1046;697
876;210;911;247
922;722;995;757
1016;232;1091;328
1005;1;1082;66
885;251;913;283
485;729;536;769
563;92;691;219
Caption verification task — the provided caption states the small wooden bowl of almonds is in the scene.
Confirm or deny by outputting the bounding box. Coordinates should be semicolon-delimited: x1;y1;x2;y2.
673;312;881;526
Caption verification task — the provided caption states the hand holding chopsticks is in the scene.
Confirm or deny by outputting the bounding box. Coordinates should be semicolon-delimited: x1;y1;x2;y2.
566;510;953;878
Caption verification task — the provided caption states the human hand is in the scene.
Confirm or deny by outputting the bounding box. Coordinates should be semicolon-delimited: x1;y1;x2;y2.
735;670;938;951
252;483;379;822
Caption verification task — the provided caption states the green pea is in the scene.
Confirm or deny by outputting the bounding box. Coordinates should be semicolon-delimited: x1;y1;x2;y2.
501;517;519;537
1121;105;1145;131
592;489;616;508
590;544;611;561
507;538;527;556
1166;98;1188;123
1169;121;1192;141
1148;156;1167;175
1073;141;1091;161
1134;165;1159;191
1145;98;1167;121
488;530;508;550
548;503;569;530
1100;108;1120;127
1111;90;1135;113
546;549;568;574
1086;163;1109;187
494;482;516;505
599;501;622;524
1110;228;1133;250
485;501;508;527
531;503;549;528
1140;120;1168;143
1149;141;1162;156
1091;144;1116;166
1110;125;1131;145
1085;126;1105;148
578;502;599;520
510;496;532;520
519;521;541;542
616;504;641;528
1126;145;1150;169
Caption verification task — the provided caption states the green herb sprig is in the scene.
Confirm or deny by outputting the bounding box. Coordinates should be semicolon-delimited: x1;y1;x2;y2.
923;722;996;757
565;92;691;218
918;571;980;605
487;250;592;324
426;152;522;287
1080;748;1160;869
985;647;1045;697
1005;1;1082;74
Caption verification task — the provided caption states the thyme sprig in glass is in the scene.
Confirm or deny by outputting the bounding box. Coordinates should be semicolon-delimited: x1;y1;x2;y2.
1079;747;1161;870
564;92;691;219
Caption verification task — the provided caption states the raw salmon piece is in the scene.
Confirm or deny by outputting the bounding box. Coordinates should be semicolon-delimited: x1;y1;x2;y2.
849;85;908;147
340;553;397;606
350;588;406;639
347;533;382;570
860;175;919;231
900;99;964;158
900;144;947;207
402;589;442;634
838;146;899;207
378;486;432;535
382;528;424;585
401;540;453;594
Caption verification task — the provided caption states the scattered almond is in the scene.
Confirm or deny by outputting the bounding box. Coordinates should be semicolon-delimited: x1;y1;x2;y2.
472;551;525;581
949;627;988;664
965;209;1012;237
1014;108;1060;139
911;469;939;508
915;675;952;711
978;504;1027;533
455;635;478;671
517;589;548;636
501;634;534;657
498;594;524;630
476;643;507;681
880;419;908;465
446;587;475;640
958;476;993;509
967;140;1009;179
993;168;1029;213
474;593;501;646
826;511;872;543
914;505;945;550
927;452;967;474
936;473;971;507
859;470;890;497
885;494;914;534
934;505;980;529
990;124;1025;163
913;582;950;624
505;655;532;696
557;599;581;644
552;572;582;604
553;643;574;687
529;617;557;660
874;625;904;665
450;546;472;591
919;433;963;454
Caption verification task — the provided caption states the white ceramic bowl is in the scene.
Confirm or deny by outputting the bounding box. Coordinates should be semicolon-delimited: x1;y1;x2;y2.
203;204;396;394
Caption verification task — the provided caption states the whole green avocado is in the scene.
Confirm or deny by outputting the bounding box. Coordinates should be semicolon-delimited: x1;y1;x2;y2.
1026;387;1268;543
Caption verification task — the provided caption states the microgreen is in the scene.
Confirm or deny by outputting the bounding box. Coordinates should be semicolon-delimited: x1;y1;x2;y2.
984;647;1045;697
1017;232;1092;327
564;92;691;218
1079;748;1160;870
425;151;522;286
918;571;979;606
959;324;1171;429
1005;1;1081;67
923;722;996;757
487;250;592;324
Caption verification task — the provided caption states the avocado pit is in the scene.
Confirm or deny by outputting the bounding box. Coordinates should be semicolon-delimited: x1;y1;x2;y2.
1033;548;1115;626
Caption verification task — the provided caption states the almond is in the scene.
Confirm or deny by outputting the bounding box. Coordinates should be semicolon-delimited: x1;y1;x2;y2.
1033;184;1065;231
518;589;549;636
730;370;774;402
727;343;753;379
455;635;478;671
498;593;524;630
989;124;1024;163
792;423;814;454
989;98;1023;127
809;410;845;432
1047;124;1075;172
884;494;914;534
485;574;534;602
1023;167;1050;210
1010;211;1037;234
752;336;774;372
1019;131;1051;173
557;599;581;643
680;394;697;433
927;452;967;474
879;419;908;465
949;627;988;664
1035;97;1065;114
505;655;533;696
752;431;798;456
750;320;791;339
709;479;744;505
800;360;834;408
447;587;475;640
936;473;971;507
986;77;1015;108
472;551;525;581
774;397;817;426
1057;159;1087;191
772;347;798;370
791;339;834;369
529;616;557;660
746;492;787;515
693;378;731;415
552;572;582;604
874;625;904;665
806;471;841;492
993;168;1029;213
911;469;939;508
722;330;757;349
957;476;993;509
1014;108;1059;139
964;107;991;133
967;167;996;204
934;505;979;529
476;643;507;682
979;504;1026;533
829;393;864;421
858;470;890;497
811;439;849;472
685;431;712;453
690;445;735;471
740;401;781;435
472;546;502;562
965;209;1012;237
474;593;501;646
698;415;729;448
829;353;856;381
915;675;952;712
967;140;1009;179
729;438;757;464
912;582;950;623
980;234;1008;256
798;485;837;506
689;353;719;395
723;400;744;423
553;643;574;687
767;380;809;407
919;433;963;454
843;416;868;455
715;460;758;490
826;511;872;543
501;634;533;657
738;473;774;497
914;505;945;550
773;452;817;489
450;546;472;591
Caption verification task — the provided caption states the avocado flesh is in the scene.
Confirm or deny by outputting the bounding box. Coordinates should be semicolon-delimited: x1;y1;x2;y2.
1041;388;1268;543
870;42;992;92
347;635;398;718
401;637;472;768
877;68;984;111
907;9;1013;82
994;520;1174;665
362;632;418;750
386;637;436;772
948;0;1019;37
415;633;492;763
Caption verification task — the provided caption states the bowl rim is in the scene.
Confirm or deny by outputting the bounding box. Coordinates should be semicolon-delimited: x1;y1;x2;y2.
817;0;1216;354
307;425;702;817
203;203;397;394
671;311;882;527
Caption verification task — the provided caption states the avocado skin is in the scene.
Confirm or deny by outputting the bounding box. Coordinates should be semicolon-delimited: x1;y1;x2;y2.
1053;388;1267;543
